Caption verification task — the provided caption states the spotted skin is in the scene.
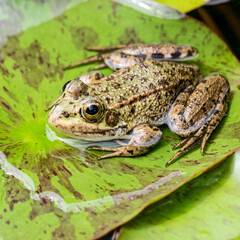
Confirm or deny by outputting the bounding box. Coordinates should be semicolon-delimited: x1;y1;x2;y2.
166;74;229;166
104;43;198;70
64;43;198;70
48;60;202;140
48;53;230;166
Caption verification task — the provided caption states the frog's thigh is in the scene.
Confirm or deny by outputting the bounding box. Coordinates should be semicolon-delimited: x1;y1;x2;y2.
166;74;229;165
90;124;162;159
168;74;229;136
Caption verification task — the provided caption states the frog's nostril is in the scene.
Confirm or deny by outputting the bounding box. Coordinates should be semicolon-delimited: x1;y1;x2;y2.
61;111;70;118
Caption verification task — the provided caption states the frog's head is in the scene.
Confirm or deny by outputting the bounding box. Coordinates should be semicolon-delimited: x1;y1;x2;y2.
48;79;127;141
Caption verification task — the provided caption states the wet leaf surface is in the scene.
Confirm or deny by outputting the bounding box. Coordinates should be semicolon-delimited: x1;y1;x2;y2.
120;152;240;240
0;0;240;239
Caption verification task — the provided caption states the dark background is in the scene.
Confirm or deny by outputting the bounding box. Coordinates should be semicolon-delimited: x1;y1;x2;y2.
189;0;240;60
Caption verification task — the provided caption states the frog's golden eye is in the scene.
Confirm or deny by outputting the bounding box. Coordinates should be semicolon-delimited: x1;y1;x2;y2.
80;101;104;122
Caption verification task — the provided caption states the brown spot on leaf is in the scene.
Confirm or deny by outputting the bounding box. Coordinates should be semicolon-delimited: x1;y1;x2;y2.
1;102;11;110
122;163;135;171
1;37;64;89
69;26;99;50
118;27;143;45
28;96;34;105
4;176;30;211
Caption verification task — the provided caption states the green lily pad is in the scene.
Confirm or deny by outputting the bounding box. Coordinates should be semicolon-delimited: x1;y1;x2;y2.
0;0;240;240
120;152;240;240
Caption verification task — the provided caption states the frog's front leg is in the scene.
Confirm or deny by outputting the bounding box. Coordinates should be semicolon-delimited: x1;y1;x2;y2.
88;124;162;159
166;74;230;167
76;72;104;85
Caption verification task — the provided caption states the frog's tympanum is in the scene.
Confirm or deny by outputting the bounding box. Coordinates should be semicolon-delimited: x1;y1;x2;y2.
46;44;230;166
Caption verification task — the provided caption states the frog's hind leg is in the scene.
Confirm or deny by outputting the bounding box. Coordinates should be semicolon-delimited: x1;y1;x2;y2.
104;43;198;70
88;124;162;159
64;43;198;70
64;45;131;70
86;43;198;60
63;53;110;70
86;44;130;51
166;74;230;167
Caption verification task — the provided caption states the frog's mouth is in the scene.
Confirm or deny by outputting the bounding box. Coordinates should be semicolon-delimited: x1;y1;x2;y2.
48;108;129;141
51;123;129;141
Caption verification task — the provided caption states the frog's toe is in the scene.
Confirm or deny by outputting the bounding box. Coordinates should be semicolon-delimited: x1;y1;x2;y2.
88;146;117;152
63;55;103;70
97;151;125;160
90;145;151;159
88;146;130;159
172;138;188;150
166;123;208;167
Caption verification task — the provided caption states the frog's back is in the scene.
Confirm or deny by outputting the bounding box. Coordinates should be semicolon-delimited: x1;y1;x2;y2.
89;60;201;125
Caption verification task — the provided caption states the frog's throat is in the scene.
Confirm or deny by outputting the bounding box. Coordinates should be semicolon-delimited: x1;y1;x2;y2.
50;120;130;142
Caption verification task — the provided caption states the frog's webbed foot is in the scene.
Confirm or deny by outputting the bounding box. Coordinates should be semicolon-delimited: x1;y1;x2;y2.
64;43;198;70
88;124;162;159
88;146;144;159
166;74;230;167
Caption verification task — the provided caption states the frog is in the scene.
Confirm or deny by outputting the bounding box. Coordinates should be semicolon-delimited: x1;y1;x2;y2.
46;43;230;167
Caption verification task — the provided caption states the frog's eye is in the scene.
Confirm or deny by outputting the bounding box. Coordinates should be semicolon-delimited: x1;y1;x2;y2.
80;101;104;122
62;80;71;92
